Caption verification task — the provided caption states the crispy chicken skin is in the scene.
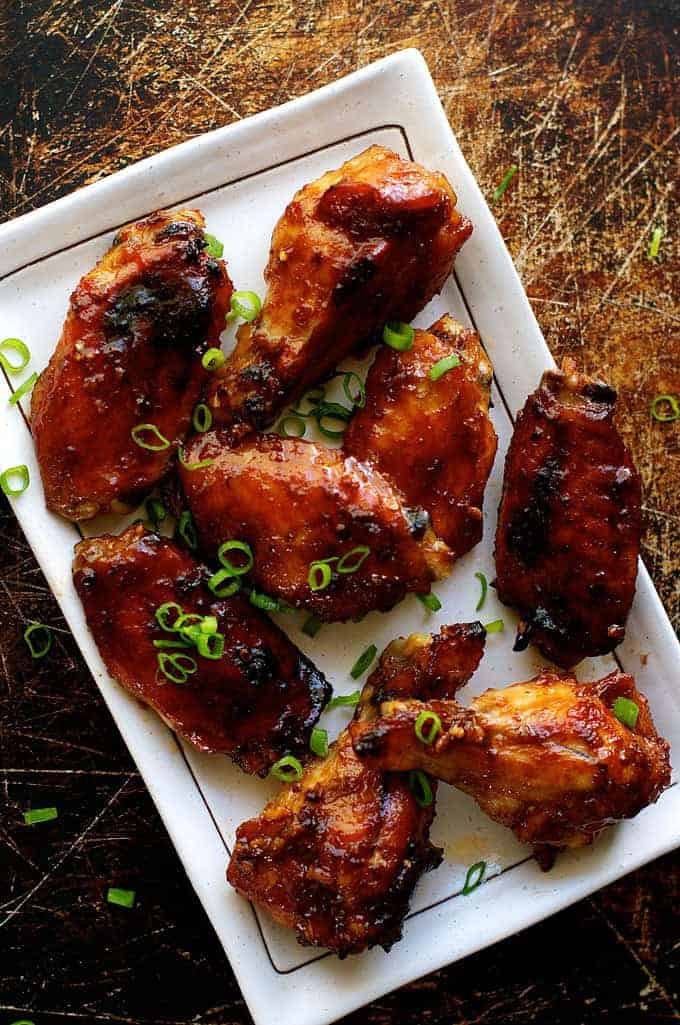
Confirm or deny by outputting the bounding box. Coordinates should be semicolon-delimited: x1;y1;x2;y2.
227;624;485;955
351;668;671;853
344;315;497;557
72;524;330;774
32;209;233;521
495;359;641;667
178;432;452;621
206;145;472;432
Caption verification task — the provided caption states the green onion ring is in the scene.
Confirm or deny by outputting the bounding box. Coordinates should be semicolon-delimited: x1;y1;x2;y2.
383;321;415;351
202;347;225;371
314;401;353;439
9;372;38;406
342;371;366;409
226;290;262;323
270;755;304;782
196;631;225;660
461;860;487;895
192;403;213;433
177;510;198;550
204;233;224;258
292;387;326;417
0;337;30;374
208;569;241;597
612;696;640;729
650;394;679;422
429;354;461;382
249;591;280;612
24;621;53;659
310;727;329;758
131;423;171;451
155;601;184;632
218;540;254;576
308;560;333;591
415;710;442;745
278;414;306;438
474;571;488;612
350;644;377;680
157;651;197;684
178;445;214;471
0;464;29;496
337;545;370;574
408;769;434;807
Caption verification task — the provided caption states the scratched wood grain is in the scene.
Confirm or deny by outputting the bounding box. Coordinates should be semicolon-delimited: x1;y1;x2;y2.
1;2;678;1024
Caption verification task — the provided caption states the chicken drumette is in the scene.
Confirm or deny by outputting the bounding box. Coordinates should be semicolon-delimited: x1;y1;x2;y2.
178;432;451;622
351;668;670;856
73;523;330;774
495;359;641;667
32;209;232;521
227;623;486;955
344;315;497;557
206;145;472;433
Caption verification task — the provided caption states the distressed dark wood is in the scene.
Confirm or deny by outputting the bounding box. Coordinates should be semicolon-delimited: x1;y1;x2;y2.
1;1;678;1023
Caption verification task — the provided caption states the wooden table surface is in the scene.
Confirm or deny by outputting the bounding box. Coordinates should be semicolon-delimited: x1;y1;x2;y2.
1;2;678;1023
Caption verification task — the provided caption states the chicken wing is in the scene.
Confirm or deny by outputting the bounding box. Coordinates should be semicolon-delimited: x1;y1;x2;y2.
494;359;641;667
32;209;233;521
351;668;670;853
344;315;497;557
227;624;485;955
73;523;330;774
206;145;472;433
178;432;452;621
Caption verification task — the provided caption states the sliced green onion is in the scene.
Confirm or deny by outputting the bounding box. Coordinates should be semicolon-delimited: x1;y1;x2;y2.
207;569;241;598
342;371;366;409
337;546;370;574
419;592;442;613
131;423;171;451
0;337;30;374
192;403;212;433
196;631;225;660
204;233;224;258
270;755;304;782
9;372;38;406
462;860;486;895
249;591;280;612
492;164;518;202
293;387;326;417
175;612;205;644
484;619;504;634
24;806;58;825
152;638;192;649
8;1019;36;1024
429;354;460;382
415;710;442;745
302;614;322;637
651;394;679;422
23;621;53;659
177;510;198;550
200;615;218;635
178;445;214;471
350;644;377;680
278;414;306;438
475;571;488;612
409;769;434;808
0;464;29;496
107;887;136;908
648;226;663;260
310;727;329;758
314;401;352;439
383;321;414;351
155;601;183;632
227;290;262;323
612;696;640;729
202;347;225;371
308;560;333;591
157;651;197;684
218;540;254;576
326;690;360;710
145;498;166;527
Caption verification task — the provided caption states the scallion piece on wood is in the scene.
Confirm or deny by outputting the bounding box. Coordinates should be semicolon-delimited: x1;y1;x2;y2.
157;651;197;684
270;755;303;782
342;371;366;409
337;546;370;574
218;540;254;576
310;727;329;758
278;414;306;438
107;887;136;908
227;290;262;323
24;806;58;825
0;337;30;374
0;464;29;496
415;710;442;745
204;233;224;258
419;592;442;613
462;860;486;895
474;571;488;611
302;614;322;637
202;347;225;371
492;164;518;202
9;372;38;406
308;560;333;591
208;569;240;598
178;446;214;471
23;621;53;659
146;498;166;527
429;354;460;382
650;394;679;422
484;619;504;634
326;690;360;710
648;226;663;260
383;321;414;351
408;769;434;808
612;696;639;729
177;510;198;550
131;423;171;451
192;403;212;433
350;644;377;680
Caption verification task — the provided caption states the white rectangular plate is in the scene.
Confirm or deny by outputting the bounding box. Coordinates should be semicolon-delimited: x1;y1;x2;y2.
1;49;678;1025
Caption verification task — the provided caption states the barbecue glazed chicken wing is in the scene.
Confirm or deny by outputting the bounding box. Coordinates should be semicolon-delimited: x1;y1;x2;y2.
351;668;670;855
495;359;641;667
32;209;232;521
344;315;497;558
73;524;330;774
206;145;472;433
179;432;451;621
227;623;485;955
